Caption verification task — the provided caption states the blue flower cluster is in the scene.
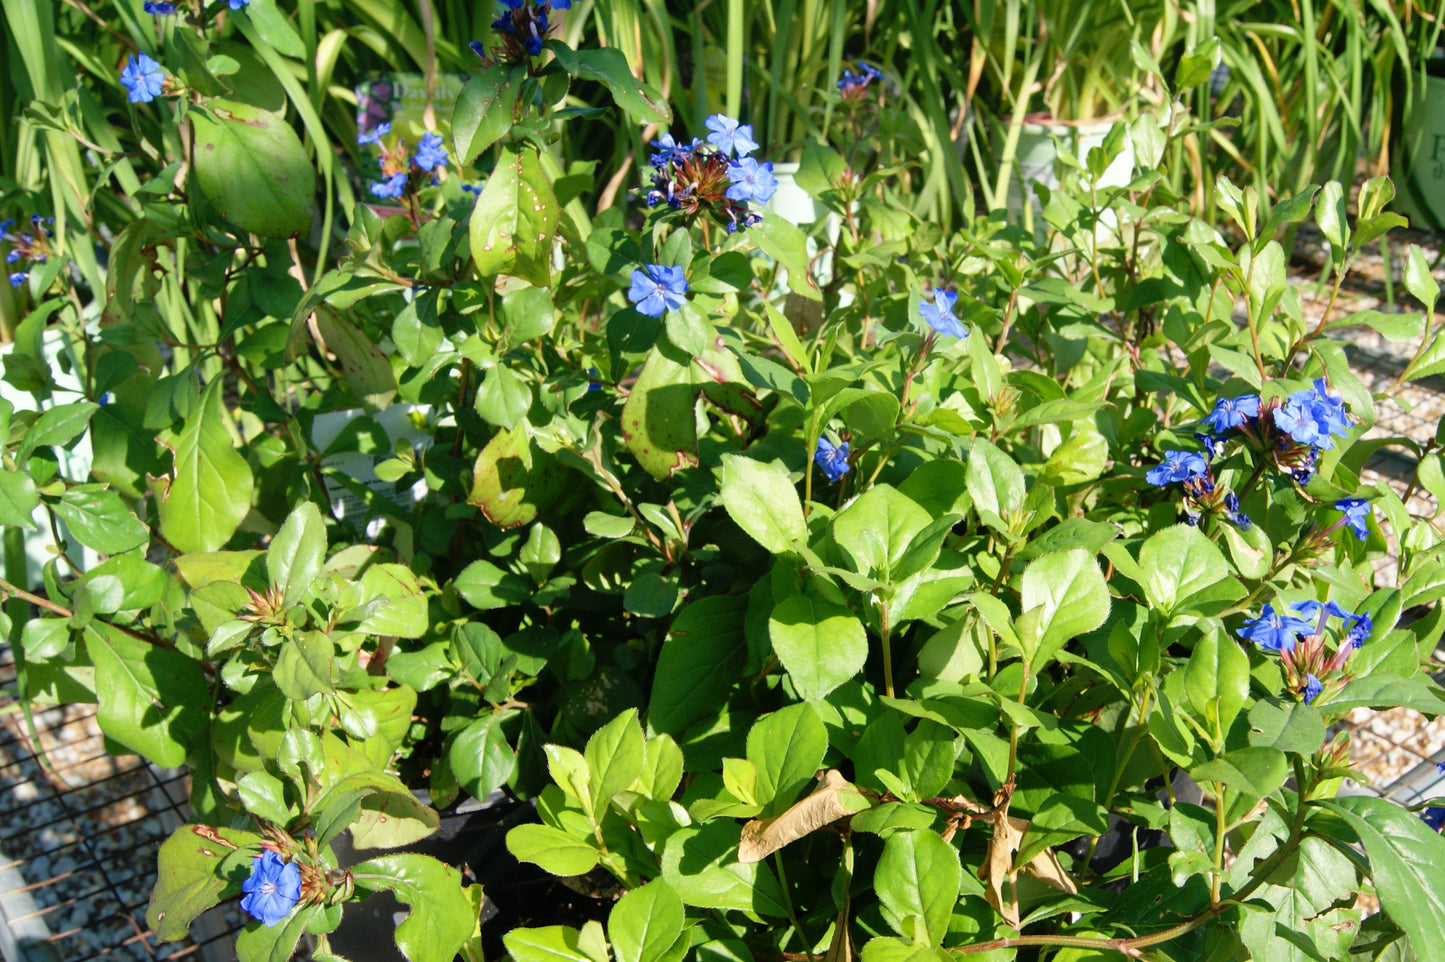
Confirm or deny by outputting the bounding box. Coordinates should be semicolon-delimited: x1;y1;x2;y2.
358;125;449;200
919;289;967;339
814;437;850;483
2;215;53;289
119;52;166;104
478;0;570;64
626;264;688;317
1275;378;1351;450
644;115;777;234
1237;596;1373;709
1238;599;1371;653
240;851;301;927
836;61;883;99
144;0;248;14
1145;446;1250;529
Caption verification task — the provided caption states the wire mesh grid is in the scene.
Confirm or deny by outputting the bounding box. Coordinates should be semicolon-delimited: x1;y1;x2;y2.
0;643;243;962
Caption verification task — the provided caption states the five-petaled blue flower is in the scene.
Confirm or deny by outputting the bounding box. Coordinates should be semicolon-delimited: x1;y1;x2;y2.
1274;378;1351;450
1146;450;1208;486
240;851;302;927
815;437;850;483
919;289;967;338
120;53;166;104
627;264;688;317
704;115;758;158
1202;393;1260;433
1300;674;1323;705
725;158;778;204
370;171;407;199
1237;603;1314;652
413;132;448;172
1335;498;1372;541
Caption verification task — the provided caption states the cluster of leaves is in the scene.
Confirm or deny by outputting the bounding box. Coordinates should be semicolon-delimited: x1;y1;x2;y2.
2;5;1445;962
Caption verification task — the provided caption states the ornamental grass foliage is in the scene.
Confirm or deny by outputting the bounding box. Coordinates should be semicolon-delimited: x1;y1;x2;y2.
4;4;1445;962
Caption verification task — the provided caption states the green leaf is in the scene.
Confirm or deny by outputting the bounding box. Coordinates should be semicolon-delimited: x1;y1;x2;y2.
238;0;305;59
190;100;315;238
1175;36;1220;89
158;378;254;554
52;486;149;554
351;854;477;962
146;824;261;942
504;926;595;962
1139;524;1244;616
449;710;517;801
355;563;429;638
648;598;746;737
1316;796;1445;962
85;623;207;768
267;502;326;604
1183;631;1250;736
609;881;685;962
751;212;822;301
875;828;962;946
547;45;670;124
659;822;788;916
1019;548;1109;666
18;401;97;463
1404;244;1440;317
0;469;39;528
235;903;322;962
274;632;336;700
468;425;564;528
315;311;398;411
620;344;699;479
585;708;645;813
769;593;868;701
470;144;559;287
747;704;828;816
476;363;533;430
832;484;932;579
237;770;293;826
506;824;599;877
1190;747;1288;799
452;64;524;165
966;439;1024;521
1246;698;1326;755
719;455;806;554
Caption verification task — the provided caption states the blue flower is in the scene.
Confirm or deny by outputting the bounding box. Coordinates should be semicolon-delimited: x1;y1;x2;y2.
551;0;571;8
229;0;251;8
1292;599;1351;626
1300;674;1323;705
120;52;166;104
8;272;26;288
1423;807;1445;833
725;158;778;204
704;114;759;157
919;289;967;338
240;852;301;927
1237;603;1314;652
144;2;177;14
837;61;884;93
469;40;489;58
1224;491;1252;530
1145;450;1208;486
1274;378;1351;450
1202;393;1260;433
369;172;407;199
627;264;688;317
1335;498;1372;541
815;437;850;483
413;132;448;172
1345;611;1373;648
358;122;391;147
1194;433;1226;459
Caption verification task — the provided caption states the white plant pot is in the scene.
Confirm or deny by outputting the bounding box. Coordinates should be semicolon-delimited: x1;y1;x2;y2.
997;116;1135;222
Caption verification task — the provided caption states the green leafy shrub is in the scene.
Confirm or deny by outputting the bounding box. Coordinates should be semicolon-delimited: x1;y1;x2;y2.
1;2;1444;961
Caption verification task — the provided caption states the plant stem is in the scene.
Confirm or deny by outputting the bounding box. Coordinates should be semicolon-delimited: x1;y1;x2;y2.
879;596;894;698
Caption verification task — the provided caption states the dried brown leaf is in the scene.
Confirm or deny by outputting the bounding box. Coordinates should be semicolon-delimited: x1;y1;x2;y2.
738;769;867;863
